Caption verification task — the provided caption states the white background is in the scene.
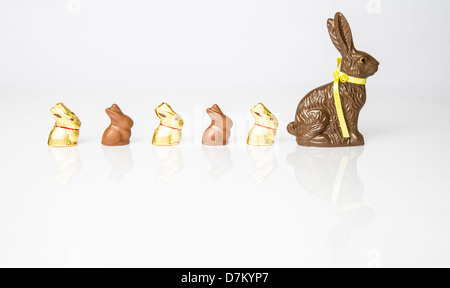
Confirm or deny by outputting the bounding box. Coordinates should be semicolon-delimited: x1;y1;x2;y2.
0;0;449;268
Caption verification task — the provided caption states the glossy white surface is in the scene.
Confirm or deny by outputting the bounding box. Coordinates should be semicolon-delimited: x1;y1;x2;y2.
0;92;449;268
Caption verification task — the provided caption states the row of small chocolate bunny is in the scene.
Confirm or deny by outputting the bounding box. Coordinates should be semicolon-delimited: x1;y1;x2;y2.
48;12;379;149
48;102;278;147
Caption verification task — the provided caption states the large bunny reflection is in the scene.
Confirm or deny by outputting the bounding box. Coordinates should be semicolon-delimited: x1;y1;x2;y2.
287;147;375;257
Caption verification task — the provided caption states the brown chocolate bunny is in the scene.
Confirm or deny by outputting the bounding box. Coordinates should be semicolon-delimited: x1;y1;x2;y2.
287;12;379;147
102;104;134;146
202;104;233;146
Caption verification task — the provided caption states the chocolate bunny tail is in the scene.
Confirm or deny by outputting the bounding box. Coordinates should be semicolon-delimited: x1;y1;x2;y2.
287;122;296;136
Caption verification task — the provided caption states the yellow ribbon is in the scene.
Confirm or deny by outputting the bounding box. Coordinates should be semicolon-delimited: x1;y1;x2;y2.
333;58;367;138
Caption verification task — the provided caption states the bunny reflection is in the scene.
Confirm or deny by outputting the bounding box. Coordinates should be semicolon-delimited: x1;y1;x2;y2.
287;147;375;257
247;146;278;183
48;147;83;186
202;146;233;181
153;146;184;183
102;146;135;183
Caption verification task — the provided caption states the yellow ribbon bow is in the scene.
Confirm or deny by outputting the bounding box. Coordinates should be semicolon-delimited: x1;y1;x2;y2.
333;58;367;139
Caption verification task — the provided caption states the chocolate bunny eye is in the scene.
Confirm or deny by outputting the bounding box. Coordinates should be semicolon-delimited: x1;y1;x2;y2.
254;112;262;117
359;57;366;64
54;114;62;118
158;113;166;118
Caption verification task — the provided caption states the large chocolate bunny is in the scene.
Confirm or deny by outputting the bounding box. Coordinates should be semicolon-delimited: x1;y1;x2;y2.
287;12;379;147
102;104;134;146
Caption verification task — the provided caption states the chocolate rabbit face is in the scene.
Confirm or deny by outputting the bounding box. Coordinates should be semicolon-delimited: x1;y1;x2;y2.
155;102;184;129
207;104;233;129
327;12;379;78
251;103;279;130
51;103;81;129
105;104;134;129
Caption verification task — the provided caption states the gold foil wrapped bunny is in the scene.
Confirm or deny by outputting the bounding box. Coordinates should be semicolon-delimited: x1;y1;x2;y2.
247;103;278;146
152;103;184;146
48;103;81;147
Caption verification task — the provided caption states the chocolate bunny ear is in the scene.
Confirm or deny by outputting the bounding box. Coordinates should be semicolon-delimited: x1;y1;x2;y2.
110;104;123;114
327;12;355;55
105;104;124;122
